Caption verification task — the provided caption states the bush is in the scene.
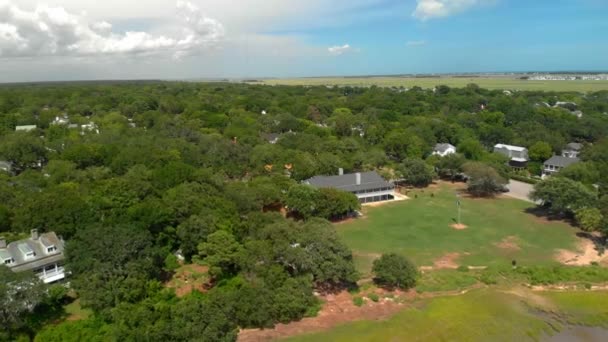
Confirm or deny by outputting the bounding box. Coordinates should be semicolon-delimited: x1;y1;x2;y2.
372;253;418;290
509;174;539;185
457;265;470;272
368;293;380;302
353;297;365;307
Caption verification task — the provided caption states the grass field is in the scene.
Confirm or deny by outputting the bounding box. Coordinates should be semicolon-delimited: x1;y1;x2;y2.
259;77;608;92
286;289;608;342
340;183;578;276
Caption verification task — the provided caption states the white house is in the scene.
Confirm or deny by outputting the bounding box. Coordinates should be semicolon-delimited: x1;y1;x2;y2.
432;143;457;157
562;142;583;159
0;230;67;284
494;144;529;169
15;125;37;132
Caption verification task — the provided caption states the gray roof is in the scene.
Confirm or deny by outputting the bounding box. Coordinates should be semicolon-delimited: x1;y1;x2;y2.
564;142;583;151
544;156;580;168
0;232;65;272
304;171;394;193
434;143;455;153
263;133;280;142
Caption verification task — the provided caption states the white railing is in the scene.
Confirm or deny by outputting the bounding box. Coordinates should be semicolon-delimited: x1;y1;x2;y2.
36;266;66;283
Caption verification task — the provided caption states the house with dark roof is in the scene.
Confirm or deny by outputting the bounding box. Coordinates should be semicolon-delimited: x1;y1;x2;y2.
0;230;66;284
432;143;456;157
542;156;580;178
562;143;583;159
304;169;396;204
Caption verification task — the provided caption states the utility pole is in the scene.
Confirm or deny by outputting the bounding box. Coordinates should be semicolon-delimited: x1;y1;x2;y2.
456;193;462;225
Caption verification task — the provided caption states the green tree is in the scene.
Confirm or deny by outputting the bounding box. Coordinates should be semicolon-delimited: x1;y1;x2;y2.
558;162;600;186
372;253;418;290
528;141;553;162
198;230;243;278
316;188;360;220
457;138;486;161
1;266;46;338
531;177;597;214
285;184;321;219
0;133;47;173
463;162;507;197
575;208;604;232
398;159;436;187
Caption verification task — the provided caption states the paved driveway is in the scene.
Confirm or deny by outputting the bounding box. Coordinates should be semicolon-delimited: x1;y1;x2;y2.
505;180;536;203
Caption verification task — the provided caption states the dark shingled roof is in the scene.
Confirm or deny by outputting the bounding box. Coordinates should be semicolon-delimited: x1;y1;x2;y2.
544;156;580;168
565;142;583;151
304;171;394;193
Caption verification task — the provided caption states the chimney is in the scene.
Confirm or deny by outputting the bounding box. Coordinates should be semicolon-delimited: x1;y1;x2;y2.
0;237;6;249
31;229;39;240
339;168;344;176
356;172;361;185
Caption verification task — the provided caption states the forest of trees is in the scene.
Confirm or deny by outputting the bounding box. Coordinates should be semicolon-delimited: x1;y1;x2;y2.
1;82;608;340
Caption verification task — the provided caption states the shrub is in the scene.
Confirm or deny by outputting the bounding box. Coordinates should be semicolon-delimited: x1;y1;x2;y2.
372;253;418;290
457;265;470;272
353;297;365;307
368;293;380;302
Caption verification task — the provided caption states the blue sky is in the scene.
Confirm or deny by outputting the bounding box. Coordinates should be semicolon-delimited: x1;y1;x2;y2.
0;0;607;81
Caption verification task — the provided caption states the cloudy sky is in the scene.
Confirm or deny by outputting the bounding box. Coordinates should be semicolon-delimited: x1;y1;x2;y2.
0;0;607;82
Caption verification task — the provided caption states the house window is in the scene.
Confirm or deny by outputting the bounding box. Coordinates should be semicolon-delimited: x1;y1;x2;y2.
3;258;14;265
47;246;57;253
25;251;35;258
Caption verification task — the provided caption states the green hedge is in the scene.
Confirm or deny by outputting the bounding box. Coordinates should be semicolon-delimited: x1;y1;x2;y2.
509;175;540;184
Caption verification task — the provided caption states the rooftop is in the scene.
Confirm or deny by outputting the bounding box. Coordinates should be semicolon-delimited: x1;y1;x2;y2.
304;171;393;193
565;142;583;151
0;231;65;272
544;155;580;168
434;143;455;153
494;144;527;152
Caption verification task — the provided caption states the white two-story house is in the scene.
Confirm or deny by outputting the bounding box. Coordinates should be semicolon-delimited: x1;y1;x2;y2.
0;230;67;284
494;144;529;170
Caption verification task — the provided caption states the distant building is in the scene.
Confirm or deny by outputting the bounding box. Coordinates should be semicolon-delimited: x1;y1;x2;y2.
494;144;529;169
0;161;12;174
542;156;580;178
304;170;396;204
0;230;67;284
263;133;281;144
51;115;70;126
562;143;583;159
432;143;456;157
15;125;37;132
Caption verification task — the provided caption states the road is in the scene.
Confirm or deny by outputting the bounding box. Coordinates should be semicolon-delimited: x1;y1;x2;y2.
504;180;536;203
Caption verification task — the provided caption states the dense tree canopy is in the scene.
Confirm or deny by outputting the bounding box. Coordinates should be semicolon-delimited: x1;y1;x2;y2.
0;82;607;340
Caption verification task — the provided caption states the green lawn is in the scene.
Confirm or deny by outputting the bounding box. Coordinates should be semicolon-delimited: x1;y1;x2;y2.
340;183;579;276
286;289;608;342
259;77;608;92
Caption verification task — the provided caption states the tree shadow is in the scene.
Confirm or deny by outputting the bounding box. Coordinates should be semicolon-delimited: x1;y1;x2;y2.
523;206;576;225
576;232;607;255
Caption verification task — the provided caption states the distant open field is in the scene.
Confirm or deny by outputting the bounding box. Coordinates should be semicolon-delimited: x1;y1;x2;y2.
259;77;608;92
339;183;579;277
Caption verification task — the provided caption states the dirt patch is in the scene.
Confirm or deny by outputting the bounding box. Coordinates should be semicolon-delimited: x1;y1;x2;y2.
166;264;210;297
238;290;407;342
450;223;468;230
433;253;462;269
556;235;608;266
495;236;521;251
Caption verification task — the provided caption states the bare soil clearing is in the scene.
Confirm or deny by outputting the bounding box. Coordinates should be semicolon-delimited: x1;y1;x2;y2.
433;252;463;269
166;264;210;297
556;234;608;266
238;290;406;342
450;223;468;230
495;236;522;251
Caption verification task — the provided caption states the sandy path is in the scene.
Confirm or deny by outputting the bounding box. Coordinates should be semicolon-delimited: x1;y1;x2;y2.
556;234;608;266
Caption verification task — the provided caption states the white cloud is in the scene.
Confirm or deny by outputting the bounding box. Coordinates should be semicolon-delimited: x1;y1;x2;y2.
0;0;224;59
328;44;355;56
413;0;495;20
406;40;427;47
